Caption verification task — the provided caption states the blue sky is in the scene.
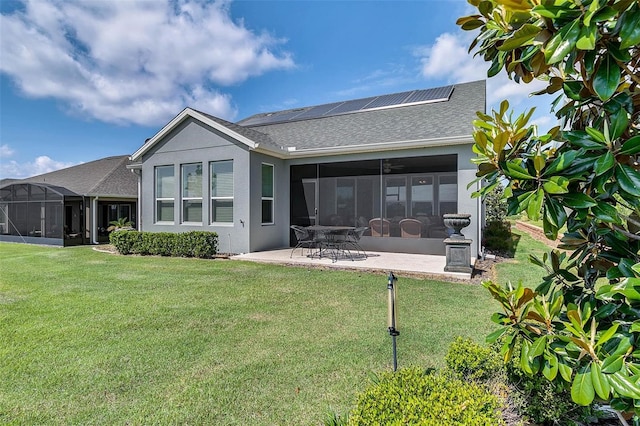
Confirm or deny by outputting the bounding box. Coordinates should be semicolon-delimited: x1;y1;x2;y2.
0;0;556;179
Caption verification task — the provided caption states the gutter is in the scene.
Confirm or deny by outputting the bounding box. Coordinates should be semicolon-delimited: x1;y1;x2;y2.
253;135;475;160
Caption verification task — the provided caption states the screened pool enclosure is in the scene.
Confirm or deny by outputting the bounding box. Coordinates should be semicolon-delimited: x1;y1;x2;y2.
0;183;136;246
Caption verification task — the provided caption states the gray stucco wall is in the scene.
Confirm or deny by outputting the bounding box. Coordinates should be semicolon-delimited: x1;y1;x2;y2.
140;118;253;254
248;153;289;252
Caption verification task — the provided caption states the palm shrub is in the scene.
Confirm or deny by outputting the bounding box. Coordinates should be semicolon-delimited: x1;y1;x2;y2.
457;0;640;418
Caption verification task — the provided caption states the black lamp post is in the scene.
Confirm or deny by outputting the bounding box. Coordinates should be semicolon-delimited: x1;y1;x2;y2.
387;271;399;371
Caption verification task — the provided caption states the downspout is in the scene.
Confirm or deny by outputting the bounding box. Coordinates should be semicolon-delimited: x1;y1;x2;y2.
92;196;99;244
131;168;142;230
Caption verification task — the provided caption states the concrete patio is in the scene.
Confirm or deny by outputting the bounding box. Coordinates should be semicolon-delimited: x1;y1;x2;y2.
232;248;475;281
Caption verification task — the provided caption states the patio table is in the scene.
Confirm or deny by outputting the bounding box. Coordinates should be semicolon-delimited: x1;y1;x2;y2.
305;225;367;262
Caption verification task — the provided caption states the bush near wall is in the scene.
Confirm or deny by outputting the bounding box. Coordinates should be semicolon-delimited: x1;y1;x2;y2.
109;230;218;258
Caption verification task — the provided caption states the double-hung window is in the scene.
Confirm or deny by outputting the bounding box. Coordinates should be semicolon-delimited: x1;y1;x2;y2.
155;165;175;223
261;163;274;224
210;160;233;224
181;163;203;223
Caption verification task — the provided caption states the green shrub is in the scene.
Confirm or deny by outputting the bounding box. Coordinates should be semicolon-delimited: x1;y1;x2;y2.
445;337;503;382
485;184;508;223
445;337;592;425
482;220;513;254
504;342;590;425
109;230;218;258
348;367;504;426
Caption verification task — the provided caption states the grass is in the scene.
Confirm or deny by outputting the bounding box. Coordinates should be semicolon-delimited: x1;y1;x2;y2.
494;227;558;288
0;242;498;425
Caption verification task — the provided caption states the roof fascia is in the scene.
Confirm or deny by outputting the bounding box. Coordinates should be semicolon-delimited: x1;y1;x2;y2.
130;108;260;161
283;135;474;159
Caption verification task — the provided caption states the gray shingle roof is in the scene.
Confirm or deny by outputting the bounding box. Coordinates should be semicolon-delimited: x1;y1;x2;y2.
15;155;137;197
237;80;485;151
195;110;282;151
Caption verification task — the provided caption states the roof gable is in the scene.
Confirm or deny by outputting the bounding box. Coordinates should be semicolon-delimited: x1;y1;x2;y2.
130;108;283;161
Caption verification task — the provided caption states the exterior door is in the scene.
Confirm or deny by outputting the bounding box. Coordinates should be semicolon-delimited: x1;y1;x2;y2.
301;179;317;225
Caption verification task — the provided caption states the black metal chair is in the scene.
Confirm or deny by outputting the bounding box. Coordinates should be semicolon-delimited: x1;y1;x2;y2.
343;226;368;259
290;225;316;257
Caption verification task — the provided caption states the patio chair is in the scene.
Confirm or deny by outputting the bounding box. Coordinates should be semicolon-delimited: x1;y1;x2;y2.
399;218;422;238
369;218;390;237
290;225;316;257
343;226;368;259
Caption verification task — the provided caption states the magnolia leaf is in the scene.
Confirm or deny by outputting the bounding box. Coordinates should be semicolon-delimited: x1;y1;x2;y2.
610;109;629;141
543;176;569;194
596;323;620;348
545;19;581;64
608;371;640;399
527;189;544;221
487;327;509;343
529;336;547;359
586;126;606;143
561;193;597;209
576;23;596;50
593;53;621;101
543;352;559;380
499;24;542;51
544;150;579;175
505;160;535;179
592;202;623;224
615;164;640;197
495;0;533;12
619;5;640;49
620;135;640;155
572;366;595;406
591;362;611;400
594;151;615;176
558;358;573;382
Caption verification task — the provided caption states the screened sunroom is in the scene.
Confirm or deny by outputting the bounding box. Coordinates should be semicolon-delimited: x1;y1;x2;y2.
290;154;459;255
0;183;85;246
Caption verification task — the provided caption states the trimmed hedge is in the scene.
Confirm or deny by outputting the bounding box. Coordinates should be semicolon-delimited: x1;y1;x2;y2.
109;230;218;258
348;367;504;426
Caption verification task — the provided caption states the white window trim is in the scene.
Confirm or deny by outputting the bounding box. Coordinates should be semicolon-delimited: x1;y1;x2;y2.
155;165;175;224
261;162;275;225
181;163;203;224
210;160;234;226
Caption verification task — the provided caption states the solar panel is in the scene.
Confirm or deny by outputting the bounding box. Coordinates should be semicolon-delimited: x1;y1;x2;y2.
363;91;413;109
404;86;453;104
328;97;377;115
292;102;343;120
241;109;308;126
240;84;455;126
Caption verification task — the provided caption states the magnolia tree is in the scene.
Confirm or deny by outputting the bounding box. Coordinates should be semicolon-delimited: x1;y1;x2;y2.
457;0;640;418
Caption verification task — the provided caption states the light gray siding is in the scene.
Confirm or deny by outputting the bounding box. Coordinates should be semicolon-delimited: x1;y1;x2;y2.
248;152;289;252
140;117;253;254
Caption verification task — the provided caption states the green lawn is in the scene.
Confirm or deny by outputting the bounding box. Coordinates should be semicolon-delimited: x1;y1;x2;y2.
494;227;557;288
0;242;498;425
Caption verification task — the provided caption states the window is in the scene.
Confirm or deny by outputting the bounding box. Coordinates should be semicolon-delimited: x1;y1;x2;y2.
211;160;233;223
384;176;407;219
155;165;175;222
182;163;203;223
411;176;433;216
438;174;457;215
261;163;274;224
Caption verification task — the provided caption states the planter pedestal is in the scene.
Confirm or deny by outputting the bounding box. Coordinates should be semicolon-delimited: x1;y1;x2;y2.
444;238;473;273
443;214;472;274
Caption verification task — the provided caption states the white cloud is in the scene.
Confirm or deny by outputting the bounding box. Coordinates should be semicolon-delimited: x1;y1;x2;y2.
1;154;78;179
0;144;15;158
415;31;559;130
0;0;295;126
